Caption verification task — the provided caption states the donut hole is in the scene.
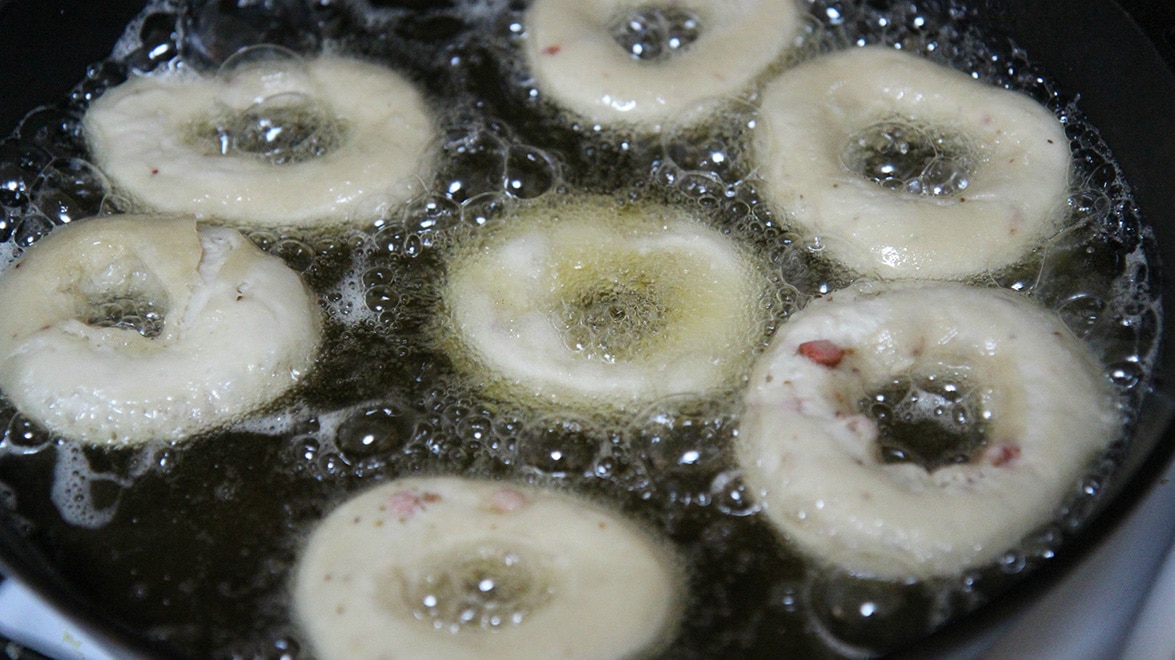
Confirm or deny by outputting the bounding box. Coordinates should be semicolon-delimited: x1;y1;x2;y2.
608;6;702;62
397;544;554;633
77;264;170;339
556;261;677;364
840;120;973;197
81;295;166;338
188;93;347;166
860;371;990;472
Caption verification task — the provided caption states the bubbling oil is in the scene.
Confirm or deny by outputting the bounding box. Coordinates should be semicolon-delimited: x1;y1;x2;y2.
0;0;1162;658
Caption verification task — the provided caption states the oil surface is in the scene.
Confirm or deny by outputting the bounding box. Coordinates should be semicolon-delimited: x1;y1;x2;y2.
0;0;1162;658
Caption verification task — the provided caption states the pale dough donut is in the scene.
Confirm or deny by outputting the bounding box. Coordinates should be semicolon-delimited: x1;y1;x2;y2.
737;283;1118;579
84;54;435;227
524;0;800;127
441;196;768;410
0;215;321;445
293;477;683;659
753;46;1071;279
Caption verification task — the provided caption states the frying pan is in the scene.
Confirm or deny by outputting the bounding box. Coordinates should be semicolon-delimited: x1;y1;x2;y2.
0;0;1173;657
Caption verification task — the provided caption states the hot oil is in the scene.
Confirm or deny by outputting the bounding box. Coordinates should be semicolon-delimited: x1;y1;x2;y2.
0;0;1162;657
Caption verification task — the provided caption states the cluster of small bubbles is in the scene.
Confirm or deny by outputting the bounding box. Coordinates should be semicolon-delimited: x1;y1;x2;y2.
609;7;701;62
197;95;345;166
840;120;972;196
50;442;135;529
376;196;460;256
405;545;552;633
636;396;732;475
404;389;524;471
709;470;761;517
659;99;757;187
1057;458;1119;535
68;60;130;111
862;370;989;471
83;295;166;338
438;121;561;204
588;436;653;497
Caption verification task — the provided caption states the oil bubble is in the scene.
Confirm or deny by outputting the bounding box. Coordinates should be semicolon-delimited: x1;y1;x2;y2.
336;404;414;457
273;238;315;272
518;416;599;476
4;413;51;453
503;145;557;199
808;571;933;654
710;471;760;517
636;396;731;473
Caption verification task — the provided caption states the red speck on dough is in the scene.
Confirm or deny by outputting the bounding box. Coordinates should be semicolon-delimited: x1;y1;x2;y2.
388;489;428;521
1009;210;1026;235
151;168;159;175
488;487;529;513
422;492;441;503
798;340;846;367
542;45;561;56
986;443;1021;467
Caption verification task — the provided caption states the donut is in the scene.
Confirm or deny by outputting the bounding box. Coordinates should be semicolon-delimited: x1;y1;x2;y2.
0;215;321;445
440;196;769;411
523;0;800;128
736;283;1118;579
753;46;1071;279
293;477;683;659
83;53;436;227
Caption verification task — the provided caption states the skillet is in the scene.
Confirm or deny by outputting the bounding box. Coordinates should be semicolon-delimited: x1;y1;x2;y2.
0;0;1173;657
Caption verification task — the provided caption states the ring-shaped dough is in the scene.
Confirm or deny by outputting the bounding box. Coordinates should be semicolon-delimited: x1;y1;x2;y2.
84;54;436;227
753;46;1071;279
524;0;800;128
737;283;1117;579
0;215;321;445
441;196;768;410
293;477;683;659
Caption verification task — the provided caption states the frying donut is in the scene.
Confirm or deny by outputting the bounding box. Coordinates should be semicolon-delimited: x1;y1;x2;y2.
0;215;321;445
753;46;1071;279
737;283;1118;579
440;196;768;411
84;53;435;227
524;0;800;128
293;477;683;659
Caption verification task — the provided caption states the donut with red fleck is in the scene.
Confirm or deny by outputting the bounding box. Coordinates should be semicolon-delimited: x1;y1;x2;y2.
293;477;683;659
84;52;435;227
753;46;1071;279
736;283;1118;578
